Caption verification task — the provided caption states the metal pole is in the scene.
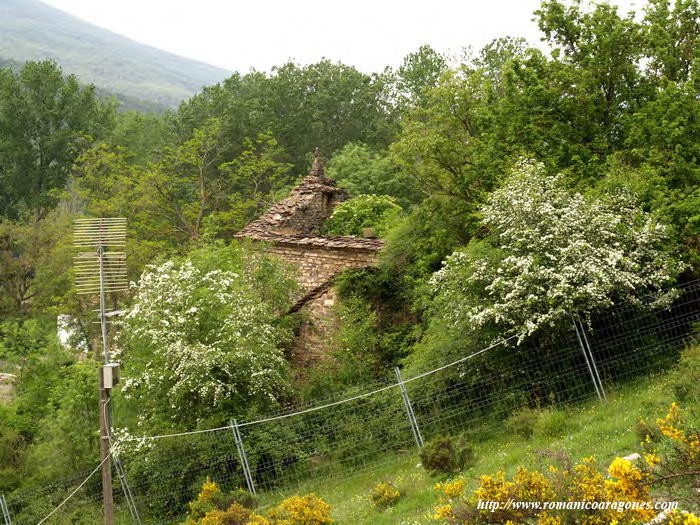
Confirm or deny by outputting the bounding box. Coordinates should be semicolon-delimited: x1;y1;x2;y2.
571;315;603;401
577;314;607;400
230;420;256;495
0;494;12;525
113;454;142;525
97;244;114;525
395;367;424;448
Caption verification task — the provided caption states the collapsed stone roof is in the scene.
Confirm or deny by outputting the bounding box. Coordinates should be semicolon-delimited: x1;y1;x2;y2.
236;149;384;252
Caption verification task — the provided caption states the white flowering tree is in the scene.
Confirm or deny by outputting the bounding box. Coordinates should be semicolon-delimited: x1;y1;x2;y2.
431;161;685;342
115;244;297;428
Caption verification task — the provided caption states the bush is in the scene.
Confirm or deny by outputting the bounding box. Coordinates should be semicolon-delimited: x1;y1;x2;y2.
420;434;474;476
183;481;332;525
195;503;252;525
669;344;700;404
505;407;540;439
183;479;257;524
266;494;334;524
369;482;401;510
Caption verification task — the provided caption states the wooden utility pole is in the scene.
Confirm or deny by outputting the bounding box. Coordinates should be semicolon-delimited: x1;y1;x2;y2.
99;387;114;525
98;243;114;525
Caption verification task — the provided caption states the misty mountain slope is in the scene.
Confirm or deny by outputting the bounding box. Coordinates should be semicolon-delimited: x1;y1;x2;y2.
0;0;232;108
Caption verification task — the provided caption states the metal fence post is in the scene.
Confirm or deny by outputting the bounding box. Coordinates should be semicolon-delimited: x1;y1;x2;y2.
576;313;606;400
395;367;424;448
571;314;607;401
0;494;12;525
230;420;256;495
113;454;142;525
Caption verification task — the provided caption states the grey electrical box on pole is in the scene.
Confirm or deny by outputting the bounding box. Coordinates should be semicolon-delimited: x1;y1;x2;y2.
100;363;121;390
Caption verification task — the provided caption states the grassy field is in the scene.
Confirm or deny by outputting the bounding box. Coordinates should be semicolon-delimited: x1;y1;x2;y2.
22;372;675;524
262;373;675;524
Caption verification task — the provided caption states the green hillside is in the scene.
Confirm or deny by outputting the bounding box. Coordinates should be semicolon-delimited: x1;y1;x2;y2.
0;0;231;108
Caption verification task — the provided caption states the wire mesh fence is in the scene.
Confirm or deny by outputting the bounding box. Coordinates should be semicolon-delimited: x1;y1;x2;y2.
5;279;700;524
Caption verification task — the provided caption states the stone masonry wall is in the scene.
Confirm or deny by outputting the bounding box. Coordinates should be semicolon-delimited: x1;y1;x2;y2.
264;243;379;366
266;244;379;299
290;287;339;368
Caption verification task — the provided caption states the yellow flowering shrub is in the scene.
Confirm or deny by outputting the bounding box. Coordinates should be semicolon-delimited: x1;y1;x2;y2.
654;403;700;458
431;403;700;524
667;510;700;525
369;482;401;510
266;494;333;525
183;482;333;525
199;503;253;525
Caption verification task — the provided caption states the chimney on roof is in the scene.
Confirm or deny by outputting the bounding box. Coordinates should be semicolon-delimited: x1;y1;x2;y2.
309;147;325;180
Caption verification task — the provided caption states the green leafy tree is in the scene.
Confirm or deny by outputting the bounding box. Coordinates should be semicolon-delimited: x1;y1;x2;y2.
177;60;397;173
204;133;292;238
74;122;291;252
323;194;403;237
18;360;100;484
326;143;419;207
0;60;114;218
0;211;73;315
393;44;449;108
390;62;511;211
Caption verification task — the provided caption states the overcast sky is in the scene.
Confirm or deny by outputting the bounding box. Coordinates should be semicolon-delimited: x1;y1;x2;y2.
42;0;641;73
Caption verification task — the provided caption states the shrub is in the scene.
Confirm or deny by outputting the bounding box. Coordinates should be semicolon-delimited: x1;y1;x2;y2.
183;482;332;525
369;482;401;510
669;344;700;404
266;494;333;524
182;479;257;524
420;434;474;476
505;407;540;439
197;503;252;525
430;161;684;342
117;242;298;429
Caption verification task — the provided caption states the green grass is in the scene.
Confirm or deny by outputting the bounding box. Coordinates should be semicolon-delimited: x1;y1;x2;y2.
33;373;672;524
258;373;674;524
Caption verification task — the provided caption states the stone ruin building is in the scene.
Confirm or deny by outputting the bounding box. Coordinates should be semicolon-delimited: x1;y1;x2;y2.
236;149;383;366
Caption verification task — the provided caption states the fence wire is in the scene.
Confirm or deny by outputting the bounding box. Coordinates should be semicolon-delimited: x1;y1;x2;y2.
5;280;700;524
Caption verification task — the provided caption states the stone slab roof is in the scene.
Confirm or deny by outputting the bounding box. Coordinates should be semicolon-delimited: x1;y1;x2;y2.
239;229;384;251
236;148;383;252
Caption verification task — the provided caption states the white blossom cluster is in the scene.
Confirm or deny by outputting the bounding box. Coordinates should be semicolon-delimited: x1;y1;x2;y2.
115;259;290;426
431;160;685;342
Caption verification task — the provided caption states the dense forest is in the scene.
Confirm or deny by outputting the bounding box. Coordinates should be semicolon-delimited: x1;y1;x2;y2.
1;0;699;523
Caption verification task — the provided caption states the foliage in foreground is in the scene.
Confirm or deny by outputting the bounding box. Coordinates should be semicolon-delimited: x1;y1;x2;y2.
420;434;475;477
430;161;684;342
182;479;333;525
369;482;401;510
115;242;299;430
432;403;700;524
